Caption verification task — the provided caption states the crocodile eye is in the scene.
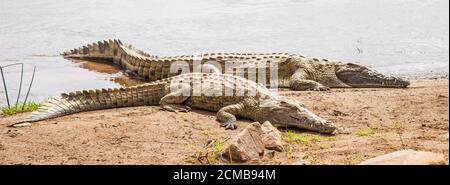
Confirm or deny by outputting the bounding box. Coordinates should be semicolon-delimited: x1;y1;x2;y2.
271;107;290;114
347;62;367;69
279;100;292;106
280;101;297;108
347;62;360;67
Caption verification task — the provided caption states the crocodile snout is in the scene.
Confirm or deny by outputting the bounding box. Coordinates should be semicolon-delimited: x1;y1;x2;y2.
317;120;337;134
384;76;410;88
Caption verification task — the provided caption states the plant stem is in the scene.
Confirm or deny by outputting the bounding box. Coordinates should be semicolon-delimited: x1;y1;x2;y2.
22;66;36;111
15;64;24;109
0;66;10;108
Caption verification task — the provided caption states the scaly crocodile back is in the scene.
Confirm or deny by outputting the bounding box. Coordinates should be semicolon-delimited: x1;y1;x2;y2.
61;39;300;81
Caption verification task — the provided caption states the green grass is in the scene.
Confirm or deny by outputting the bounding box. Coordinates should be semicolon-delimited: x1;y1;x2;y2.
207;139;226;164
282;130;331;144
1;102;41;115
391;121;403;130
303;154;326;165
354;128;375;137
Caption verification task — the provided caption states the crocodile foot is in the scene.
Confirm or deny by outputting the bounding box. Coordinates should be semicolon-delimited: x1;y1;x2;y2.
312;84;330;91
162;104;191;112
220;119;237;130
290;80;330;91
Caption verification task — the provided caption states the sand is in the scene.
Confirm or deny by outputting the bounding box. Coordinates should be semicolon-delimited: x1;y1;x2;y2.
0;78;448;165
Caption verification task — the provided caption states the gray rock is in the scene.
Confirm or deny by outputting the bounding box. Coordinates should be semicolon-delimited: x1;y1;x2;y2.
261;121;284;152
221;122;264;162
359;149;446;165
264;149;277;159
291;160;310;165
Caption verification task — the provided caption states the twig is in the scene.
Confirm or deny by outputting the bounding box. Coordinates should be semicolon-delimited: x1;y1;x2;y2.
15;63;24;109
0;66;10;108
1;63;23;68
228;146;233;165
1;63;26;108
398;132;405;149
22;66;36;111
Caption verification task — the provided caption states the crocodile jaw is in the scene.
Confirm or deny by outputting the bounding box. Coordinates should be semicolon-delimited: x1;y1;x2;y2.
335;64;410;88
258;100;337;134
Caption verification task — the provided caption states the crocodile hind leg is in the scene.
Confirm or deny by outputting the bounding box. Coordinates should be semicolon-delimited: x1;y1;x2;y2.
289;69;330;91
216;102;245;129
159;84;191;112
290;80;330;91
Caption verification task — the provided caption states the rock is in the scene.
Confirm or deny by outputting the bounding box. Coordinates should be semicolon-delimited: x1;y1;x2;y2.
264;149;276;159
10;122;31;127
221;122;264;162
221;121;287;163
291;160;310;165
332;110;349;116
261;121;284;152
359;149;446;165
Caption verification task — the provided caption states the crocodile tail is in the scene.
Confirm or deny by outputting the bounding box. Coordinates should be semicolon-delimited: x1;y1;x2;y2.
61;39;124;62
11;84;157;126
61;39;154;60
61;39;156;77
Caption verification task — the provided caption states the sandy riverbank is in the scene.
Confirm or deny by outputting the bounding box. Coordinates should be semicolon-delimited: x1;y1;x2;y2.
0;78;448;164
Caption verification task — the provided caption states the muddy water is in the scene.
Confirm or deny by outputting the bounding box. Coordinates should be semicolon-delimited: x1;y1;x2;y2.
0;0;449;105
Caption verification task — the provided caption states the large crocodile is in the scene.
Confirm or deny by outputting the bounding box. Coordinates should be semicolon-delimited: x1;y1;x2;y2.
62;39;410;91
11;73;337;134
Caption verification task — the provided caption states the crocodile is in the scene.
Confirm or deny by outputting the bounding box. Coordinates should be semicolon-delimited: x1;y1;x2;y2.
11;73;337;134
62;39;410;91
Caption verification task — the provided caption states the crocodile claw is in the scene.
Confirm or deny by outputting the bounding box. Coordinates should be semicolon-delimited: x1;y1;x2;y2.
313;85;330;91
162;104;191;112
220;120;237;130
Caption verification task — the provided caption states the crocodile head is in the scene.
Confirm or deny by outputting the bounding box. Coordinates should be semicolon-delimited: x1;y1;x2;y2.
335;62;410;88
258;100;337;134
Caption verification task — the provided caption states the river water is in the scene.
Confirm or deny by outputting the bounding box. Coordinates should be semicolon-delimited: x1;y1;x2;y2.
0;0;448;105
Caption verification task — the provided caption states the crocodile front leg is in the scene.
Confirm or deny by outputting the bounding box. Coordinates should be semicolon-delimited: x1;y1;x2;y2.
216;102;246;129
289;69;330;91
